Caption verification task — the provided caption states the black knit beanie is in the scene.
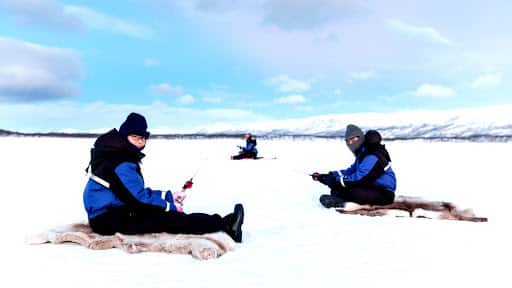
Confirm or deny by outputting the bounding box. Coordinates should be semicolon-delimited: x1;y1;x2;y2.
119;113;150;139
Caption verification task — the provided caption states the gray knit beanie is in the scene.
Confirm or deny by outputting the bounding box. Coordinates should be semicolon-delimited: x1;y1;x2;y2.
345;124;365;154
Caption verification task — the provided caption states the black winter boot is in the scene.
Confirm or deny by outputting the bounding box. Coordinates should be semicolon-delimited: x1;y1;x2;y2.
319;194;346;208
224;203;244;243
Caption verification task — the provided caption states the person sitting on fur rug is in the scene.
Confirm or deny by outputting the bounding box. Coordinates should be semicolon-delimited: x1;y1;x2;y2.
83;112;244;243
231;133;258;160
312;124;396;208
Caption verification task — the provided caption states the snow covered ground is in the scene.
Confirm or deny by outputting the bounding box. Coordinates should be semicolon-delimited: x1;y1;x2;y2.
2;137;510;288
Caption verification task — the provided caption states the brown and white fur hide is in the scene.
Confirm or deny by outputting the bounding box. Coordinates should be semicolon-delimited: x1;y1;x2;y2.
336;196;488;222
26;223;237;260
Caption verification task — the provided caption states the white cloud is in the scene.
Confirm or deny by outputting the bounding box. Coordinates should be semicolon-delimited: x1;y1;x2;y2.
1;1;153;38
334;89;343;96
194;0;243;14
163;1;512;84
144;58;160;67
350;71;375;80
0;37;81;102
174;0;363;30
414;84;456;98
0;0;82;30
471;72;502;89
274;94;306;104
269;75;311;93
64;5;154;38
262;0;363;30
177;94;195;105
149;83;182;96
0;101;266;133
386;19;453;46
1;1;155;38
202;97;222;103
295;105;313;111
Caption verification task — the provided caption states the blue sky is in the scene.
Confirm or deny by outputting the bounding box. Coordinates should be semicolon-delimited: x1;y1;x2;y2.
0;0;510;132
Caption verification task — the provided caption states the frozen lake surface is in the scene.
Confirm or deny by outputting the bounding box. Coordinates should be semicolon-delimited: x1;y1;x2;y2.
1;137;510;288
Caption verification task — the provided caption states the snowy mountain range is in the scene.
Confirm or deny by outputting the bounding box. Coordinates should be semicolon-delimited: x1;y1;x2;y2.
2;105;512;140
188;105;512;140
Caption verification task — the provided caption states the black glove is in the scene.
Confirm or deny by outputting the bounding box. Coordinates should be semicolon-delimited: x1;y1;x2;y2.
313;173;335;186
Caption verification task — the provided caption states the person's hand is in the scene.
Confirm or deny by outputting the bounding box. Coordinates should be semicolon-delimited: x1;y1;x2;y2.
311;172;321;181
182;180;193;190
329;171;341;181
174;190;187;204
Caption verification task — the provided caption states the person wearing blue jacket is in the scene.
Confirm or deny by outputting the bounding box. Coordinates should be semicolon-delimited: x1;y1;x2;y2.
312;124;396;208
83;112;245;242
231;133;258;160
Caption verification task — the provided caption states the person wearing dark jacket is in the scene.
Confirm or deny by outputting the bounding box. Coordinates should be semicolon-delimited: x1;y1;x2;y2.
83;112;245;242
312;124;396;208
231;133;258;160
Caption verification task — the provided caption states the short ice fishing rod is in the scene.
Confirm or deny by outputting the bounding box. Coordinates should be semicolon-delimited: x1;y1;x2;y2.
173;157;209;211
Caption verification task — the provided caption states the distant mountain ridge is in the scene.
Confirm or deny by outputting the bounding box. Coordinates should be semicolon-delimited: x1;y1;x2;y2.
190;105;512;141
2;105;512;141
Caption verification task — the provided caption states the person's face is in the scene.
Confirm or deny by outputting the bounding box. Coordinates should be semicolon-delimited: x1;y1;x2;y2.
127;134;146;149
244;134;250;140
346;136;360;145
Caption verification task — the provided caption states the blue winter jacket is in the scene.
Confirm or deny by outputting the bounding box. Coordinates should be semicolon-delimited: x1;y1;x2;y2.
83;129;177;219
331;130;396;192
240;137;258;155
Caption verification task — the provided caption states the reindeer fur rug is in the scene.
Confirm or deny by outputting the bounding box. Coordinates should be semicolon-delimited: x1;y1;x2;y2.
27;222;237;260
337;196;488;222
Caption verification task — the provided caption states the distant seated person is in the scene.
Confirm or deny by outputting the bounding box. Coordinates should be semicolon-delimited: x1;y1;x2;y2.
312;124;396;208
231;133;258;160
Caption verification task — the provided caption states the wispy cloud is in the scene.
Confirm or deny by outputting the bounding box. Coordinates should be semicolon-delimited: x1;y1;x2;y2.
295;105;313;111
471;72;502;89
0;37;81;102
0;0;82;30
262;0;364;30
202;97;222;103
149;83;182;96
177;94;195;105
350;70;375;81
386;19;453;46
274;94;306;104
144;58;160;67
64;5;154;38
193;0;244;14
0;101;267;133
1;1;154;38
268;75;311;93
414;83;456;98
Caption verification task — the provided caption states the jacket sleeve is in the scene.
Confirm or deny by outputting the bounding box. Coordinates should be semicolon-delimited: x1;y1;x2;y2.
241;142;251;152
338;155;386;187
114;162;177;212
340;162;357;175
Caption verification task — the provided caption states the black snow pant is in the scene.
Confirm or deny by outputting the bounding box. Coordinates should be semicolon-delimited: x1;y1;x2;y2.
232;151;257;160
89;206;227;236
322;175;395;206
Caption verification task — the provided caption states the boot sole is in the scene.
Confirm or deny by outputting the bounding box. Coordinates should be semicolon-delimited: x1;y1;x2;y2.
232;204;244;243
